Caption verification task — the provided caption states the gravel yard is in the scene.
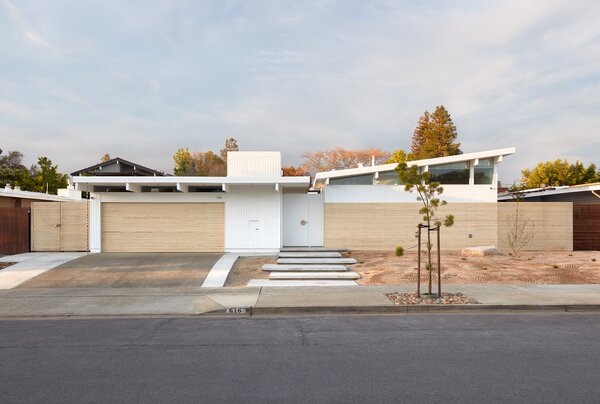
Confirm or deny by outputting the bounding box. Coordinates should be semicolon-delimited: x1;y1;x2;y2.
349;250;600;285
224;256;275;287
385;292;479;305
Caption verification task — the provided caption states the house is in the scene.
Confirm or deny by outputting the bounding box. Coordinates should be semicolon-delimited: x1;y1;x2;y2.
0;184;81;208
71;157;165;177
498;183;600;250
71;148;574;254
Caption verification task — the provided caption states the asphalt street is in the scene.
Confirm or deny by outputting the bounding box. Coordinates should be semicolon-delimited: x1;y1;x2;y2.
1;313;599;403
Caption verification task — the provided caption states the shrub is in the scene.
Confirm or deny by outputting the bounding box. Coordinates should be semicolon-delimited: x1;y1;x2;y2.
395;246;404;257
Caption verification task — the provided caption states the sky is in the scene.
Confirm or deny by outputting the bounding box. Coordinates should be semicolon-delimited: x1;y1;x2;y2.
1;0;600;183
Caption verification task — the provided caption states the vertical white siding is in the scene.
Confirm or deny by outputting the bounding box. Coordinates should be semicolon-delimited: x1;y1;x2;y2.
227;152;281;177
225;185;281;252
89;194;102;253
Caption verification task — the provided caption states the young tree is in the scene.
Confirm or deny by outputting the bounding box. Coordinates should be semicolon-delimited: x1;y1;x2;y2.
520;159;599;188
100;153;111;162
28;157;69;194
502;185;534;256
282;166;306;176
220;137;239;161
410;106;462;160
395;162;455;295
301;147;390;175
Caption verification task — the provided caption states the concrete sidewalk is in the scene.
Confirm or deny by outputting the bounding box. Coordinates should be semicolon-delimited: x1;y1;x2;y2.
1;284;600;318
0;253;88;289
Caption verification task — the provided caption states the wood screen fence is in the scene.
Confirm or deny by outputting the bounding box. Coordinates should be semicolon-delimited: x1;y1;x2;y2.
0;207;30;255
573;204;600;250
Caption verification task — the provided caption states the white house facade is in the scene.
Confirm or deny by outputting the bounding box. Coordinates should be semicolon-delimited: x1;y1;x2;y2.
73;148;517;253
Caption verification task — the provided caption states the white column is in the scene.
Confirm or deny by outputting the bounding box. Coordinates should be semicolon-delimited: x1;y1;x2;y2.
88;194;102;253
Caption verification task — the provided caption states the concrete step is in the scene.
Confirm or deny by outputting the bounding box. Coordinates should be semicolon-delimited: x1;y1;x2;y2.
270;271;360;280
277;258;357;265
262;264;348;272
247;279;358;287
277;252;342;258
280;247;348;252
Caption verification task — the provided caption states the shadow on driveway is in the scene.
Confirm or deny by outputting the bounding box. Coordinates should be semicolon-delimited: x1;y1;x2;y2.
18;253;222;288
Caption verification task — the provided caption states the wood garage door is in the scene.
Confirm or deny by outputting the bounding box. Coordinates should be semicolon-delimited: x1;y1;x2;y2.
102;203;224;252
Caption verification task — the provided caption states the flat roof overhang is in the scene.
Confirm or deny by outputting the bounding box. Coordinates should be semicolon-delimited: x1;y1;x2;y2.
72;176;311;193
313;147;516;185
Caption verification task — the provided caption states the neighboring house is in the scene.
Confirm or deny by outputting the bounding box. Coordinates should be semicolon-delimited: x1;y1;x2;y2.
71;148;567;254
498;183;600;250
0;184;81;208
71;157;165;177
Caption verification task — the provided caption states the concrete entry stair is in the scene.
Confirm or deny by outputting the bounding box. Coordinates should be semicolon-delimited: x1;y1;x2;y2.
277;258;357;265
277;252;342;258
248;279;358;287
262;264;348;272
269;271;360;280
280;247;347;253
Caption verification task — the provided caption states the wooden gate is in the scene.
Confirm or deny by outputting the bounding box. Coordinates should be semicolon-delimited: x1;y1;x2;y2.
31;202;89;252
573;204;600;250
0;208;30;255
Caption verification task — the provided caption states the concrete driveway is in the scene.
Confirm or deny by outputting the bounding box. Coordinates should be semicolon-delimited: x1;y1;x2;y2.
18;253;222;288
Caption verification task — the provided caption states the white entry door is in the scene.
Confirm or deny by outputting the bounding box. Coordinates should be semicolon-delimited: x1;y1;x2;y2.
282;193;323;247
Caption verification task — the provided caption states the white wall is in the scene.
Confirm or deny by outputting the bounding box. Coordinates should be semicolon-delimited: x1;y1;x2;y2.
225;185;281;252
227;151;281;177
324;184;498;204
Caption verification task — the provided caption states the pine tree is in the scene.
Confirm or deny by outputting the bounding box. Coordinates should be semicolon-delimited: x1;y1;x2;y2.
410;106;461;160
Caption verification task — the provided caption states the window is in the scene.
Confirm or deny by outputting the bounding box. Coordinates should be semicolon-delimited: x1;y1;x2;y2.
474;158;494;184
329;174;374;185
428;162;469;184
376;171;403;185
141;186;177;192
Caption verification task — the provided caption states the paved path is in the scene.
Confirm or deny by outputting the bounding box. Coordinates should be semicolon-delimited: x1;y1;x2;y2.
1;314;600;403
201;254;239;288
0;253;87;289
2;284;600;317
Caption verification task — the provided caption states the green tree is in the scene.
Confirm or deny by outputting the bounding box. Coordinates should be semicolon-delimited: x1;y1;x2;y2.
0;149;30;188
520;159;599;188
28;157;69;194
173;148;194;176
410;105;462;160
395;162;455;295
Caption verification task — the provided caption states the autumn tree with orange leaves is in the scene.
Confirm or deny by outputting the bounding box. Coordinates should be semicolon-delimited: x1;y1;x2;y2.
301;147;390;175
282;166;306;176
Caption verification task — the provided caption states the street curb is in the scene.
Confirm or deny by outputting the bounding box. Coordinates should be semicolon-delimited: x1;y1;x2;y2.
249;304;600;315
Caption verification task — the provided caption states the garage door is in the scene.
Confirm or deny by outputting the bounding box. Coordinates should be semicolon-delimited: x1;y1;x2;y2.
102;203;224;252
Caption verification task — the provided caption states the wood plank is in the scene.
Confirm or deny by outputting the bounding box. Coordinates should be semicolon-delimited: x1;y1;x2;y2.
573;204;600;250
60;202;89;251
0;208;30;255
31;202;60;251
102;202;224;252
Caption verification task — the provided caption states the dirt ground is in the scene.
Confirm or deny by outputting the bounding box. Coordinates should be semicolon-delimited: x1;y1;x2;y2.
19;253;221;288
224;256;275;287
0;262;16;271
349;250;600;285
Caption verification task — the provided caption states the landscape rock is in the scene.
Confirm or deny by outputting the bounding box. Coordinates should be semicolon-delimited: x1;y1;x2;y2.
461;245;503;257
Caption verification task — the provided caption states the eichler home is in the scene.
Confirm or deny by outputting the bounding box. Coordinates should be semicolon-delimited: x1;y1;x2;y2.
69;147;574;254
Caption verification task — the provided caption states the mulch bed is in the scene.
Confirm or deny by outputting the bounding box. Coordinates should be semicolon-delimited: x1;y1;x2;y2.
0;262;16;271
385;292;480;305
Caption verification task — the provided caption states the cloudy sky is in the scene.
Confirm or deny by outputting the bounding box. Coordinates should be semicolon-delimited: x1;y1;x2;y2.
1;0;599;182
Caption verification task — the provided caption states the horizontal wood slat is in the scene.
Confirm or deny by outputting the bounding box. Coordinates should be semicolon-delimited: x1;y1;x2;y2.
573;204;600;250
102;203;224;252
60;202;89;251
31;202;61;251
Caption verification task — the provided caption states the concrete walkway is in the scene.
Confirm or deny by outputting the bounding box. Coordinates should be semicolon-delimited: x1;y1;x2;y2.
1;284;600;317
201;254;239;288
0;252;87;289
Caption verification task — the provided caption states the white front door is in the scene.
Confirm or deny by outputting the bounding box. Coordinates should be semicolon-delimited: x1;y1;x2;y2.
282;193;324;247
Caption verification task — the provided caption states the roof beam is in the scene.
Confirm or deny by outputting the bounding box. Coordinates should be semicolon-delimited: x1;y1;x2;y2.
222;183;228;192
126;183;141;192
176;183;189;193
